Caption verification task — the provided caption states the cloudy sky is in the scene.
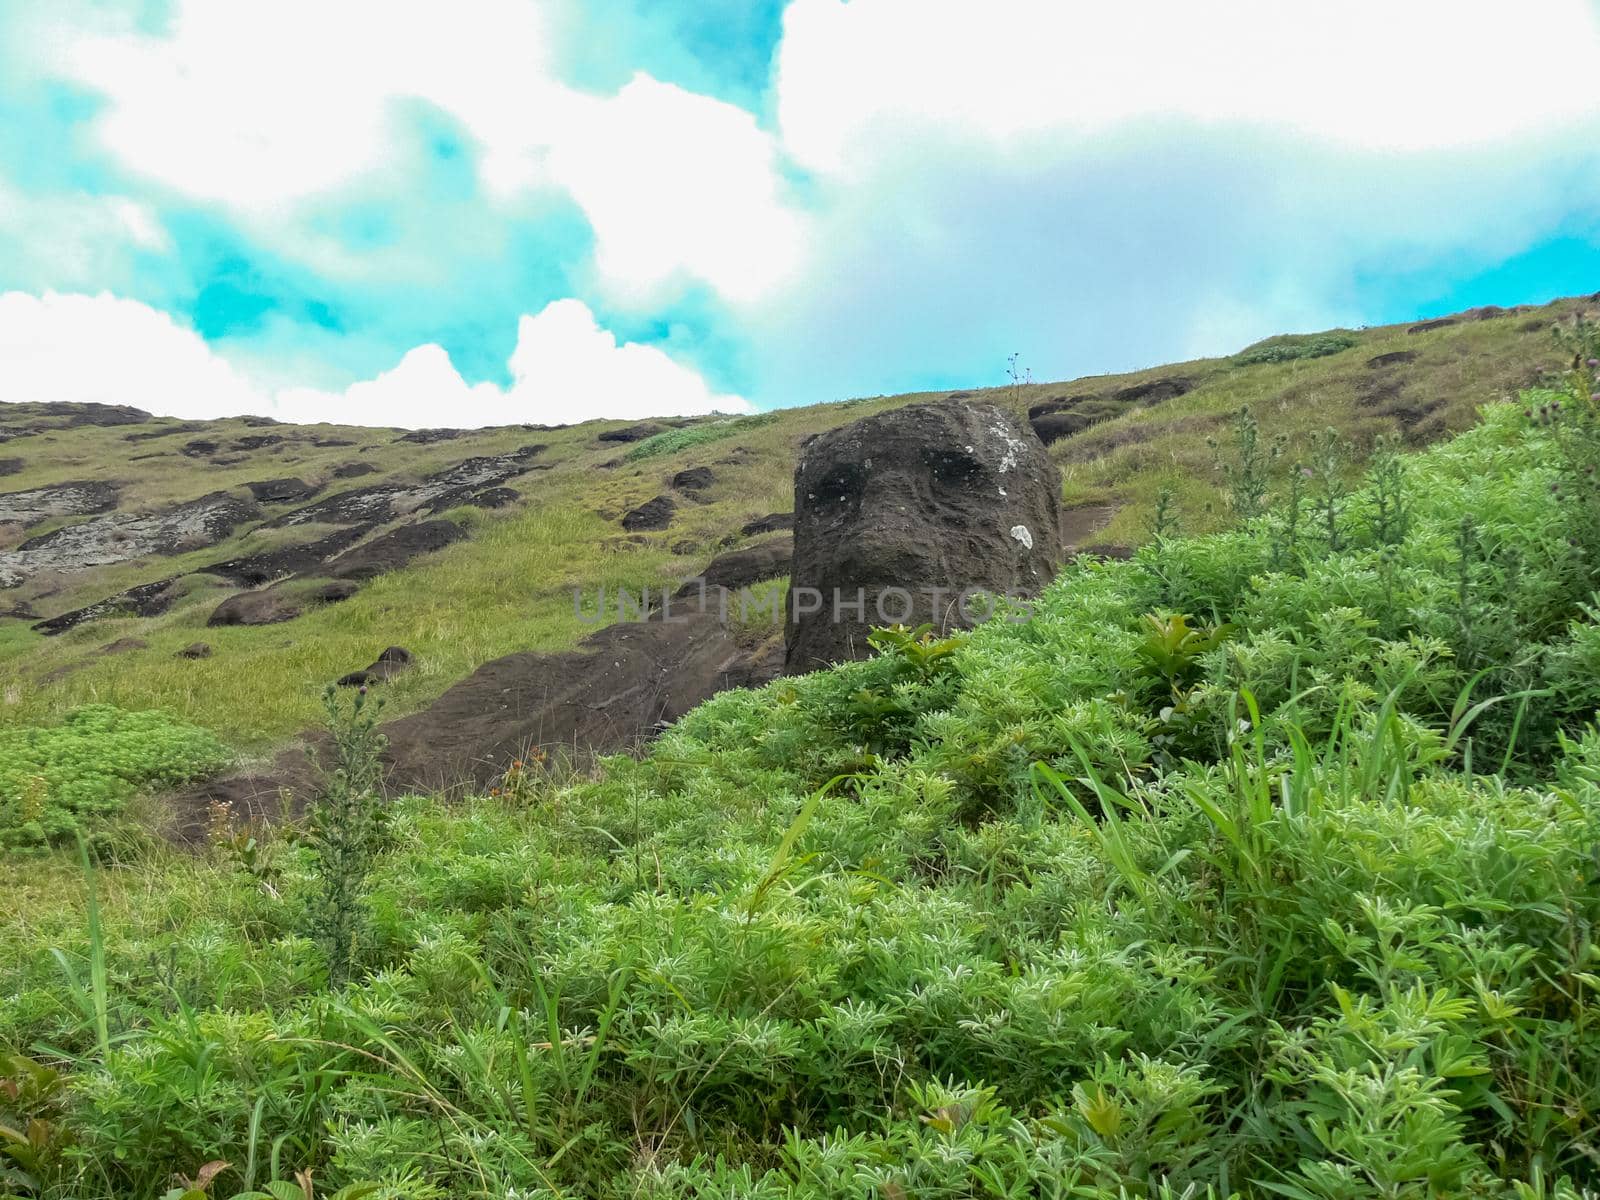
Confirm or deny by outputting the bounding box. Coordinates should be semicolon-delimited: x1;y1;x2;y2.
3;1;1600;428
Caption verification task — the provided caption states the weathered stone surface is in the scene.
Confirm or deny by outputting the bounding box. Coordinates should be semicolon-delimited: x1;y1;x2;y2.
321;520;466;581
672;467;715;493
598;422;666;443
1368;351;1419;369
0;481;120;527
273;451;539;527
785;398;1062;673
1028;410;1095;446
177;642;213;659
621;495;676;532
199;527;370;587
336;645;414;687
740;512;793;537
0;492;261;587
245;477;318;504
207;587;303;627
32;576;187;635
1408;317;1458;334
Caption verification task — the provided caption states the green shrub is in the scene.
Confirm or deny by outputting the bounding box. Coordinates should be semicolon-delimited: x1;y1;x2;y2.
12;398;1600;1196
623;413;780;462
0;706;228;850
1234;331;1359;366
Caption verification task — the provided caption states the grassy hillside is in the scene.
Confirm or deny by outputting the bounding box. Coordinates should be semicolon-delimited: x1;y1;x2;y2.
5;365;1600;1195
2;297;1585;762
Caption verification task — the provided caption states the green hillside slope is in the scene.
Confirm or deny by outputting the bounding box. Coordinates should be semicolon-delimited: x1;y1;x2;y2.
4;360;1600;1195
2;296;1585;759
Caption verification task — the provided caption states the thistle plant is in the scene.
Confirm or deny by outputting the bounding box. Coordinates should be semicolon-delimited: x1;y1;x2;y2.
304;685;388;987
1209;405;1283;522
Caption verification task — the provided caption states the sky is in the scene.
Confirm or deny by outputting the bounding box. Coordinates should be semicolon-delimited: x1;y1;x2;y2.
2;0;1600;429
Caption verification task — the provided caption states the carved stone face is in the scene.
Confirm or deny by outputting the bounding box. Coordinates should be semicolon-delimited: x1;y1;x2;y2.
785;399;1061;672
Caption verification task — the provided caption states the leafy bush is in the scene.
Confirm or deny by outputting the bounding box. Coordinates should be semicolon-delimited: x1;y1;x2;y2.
10;396;1600;1196
623;413;780;462
0;706;228;850
1235;331;1359;366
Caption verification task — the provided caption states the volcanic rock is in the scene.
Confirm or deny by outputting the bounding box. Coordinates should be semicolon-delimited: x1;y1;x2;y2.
598;422;666;443
0;480;120;527
245;478;318;504
741;512;793;537
621;496;676;532
331;462;378;479
672;467;715;494
336;645;414;687
177;642;213;659
1368;351;1419;368
199;526;370;587
1408;318;1458;334
321;520;466;581
33;576;188;635
785;398;1062;673
0;492;261;587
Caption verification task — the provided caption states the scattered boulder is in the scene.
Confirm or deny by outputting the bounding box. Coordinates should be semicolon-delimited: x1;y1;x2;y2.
1408;317;1458;334
1367;350;1419;369
675;537;792;605
321;520;467;581
181;439;220;458
0;491;263;586
1112;376;1193;406
274;451;540;527
621;495;676;532
598;422;666;443
199;527;370;587
741;512;793;537
32;576;188;636
672;467;715;494
309;580;361;604
397;428;465;444
786;398;1062;673
376;612;779;793
177;642;213;660
336;645;414;687
0;480;120;527
331;461;378;479
1029;410;1096;446
245;478;318;504
1028;394;1097;420
466;486;519;509
314;438;358;448
125;423;204;442
1464;305;1507;321
207;587;304;627
0;459;24;476
232;434;284;452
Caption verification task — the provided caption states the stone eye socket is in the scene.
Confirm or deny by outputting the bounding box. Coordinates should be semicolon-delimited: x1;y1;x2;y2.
809;463;865;511
923;449;986;489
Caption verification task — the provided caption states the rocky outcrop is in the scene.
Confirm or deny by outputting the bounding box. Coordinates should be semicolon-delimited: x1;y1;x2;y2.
0;492;262;587
622;496;676;531
598;422;666;443
785;398;1062;673
322;520;466;581
245;478;319;504
336;645;414;687
33;576;188;635
0;481;120;528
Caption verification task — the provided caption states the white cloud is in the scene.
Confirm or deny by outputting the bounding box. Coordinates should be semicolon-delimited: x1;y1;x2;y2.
776;0;1600;172
548;75;805;304
0;292;747;427
49;1;804;305
0;183;170;292
0;291;262;417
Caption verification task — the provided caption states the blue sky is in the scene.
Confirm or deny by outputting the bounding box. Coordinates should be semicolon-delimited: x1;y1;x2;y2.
2;0;1599;428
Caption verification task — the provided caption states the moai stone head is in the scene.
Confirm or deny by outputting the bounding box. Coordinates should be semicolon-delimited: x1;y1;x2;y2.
784;398;1062;673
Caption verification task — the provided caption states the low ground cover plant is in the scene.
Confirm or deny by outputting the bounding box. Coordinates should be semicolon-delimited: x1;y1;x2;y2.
0;706;228;851
4;375;1600;1195
1234;332;1359;366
